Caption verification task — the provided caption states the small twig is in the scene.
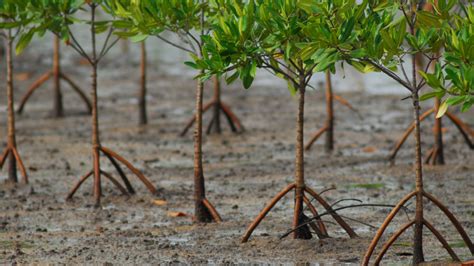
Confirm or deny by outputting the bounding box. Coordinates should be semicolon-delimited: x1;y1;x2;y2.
279;203;403;239
330;198;363;208
156;34;194;54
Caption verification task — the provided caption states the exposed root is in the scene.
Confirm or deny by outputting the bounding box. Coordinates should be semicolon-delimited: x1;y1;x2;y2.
362;191;473;265
65;146;157;205
17;71;92;115
0;145;28;184
202;198;223;223
241;184;356;243
180;100;244;136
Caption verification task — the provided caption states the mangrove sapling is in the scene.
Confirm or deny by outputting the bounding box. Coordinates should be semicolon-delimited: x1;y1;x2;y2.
320;0;473;263
36;1;157;206
388;1;473;165
305;70;361;152
195;0;358;241
180;75;244;136
108;0;222;223
16;35;92;117
138;41;148;125
0;0;34;184
390;2;473;165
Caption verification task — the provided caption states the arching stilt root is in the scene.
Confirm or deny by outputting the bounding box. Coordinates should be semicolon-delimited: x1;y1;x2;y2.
0;144;28;184
241;183;357;243
389;108;473;165
17;70;92;116
17;37;92;117
66;145;157;207
180;76;244;136
362;191;474;265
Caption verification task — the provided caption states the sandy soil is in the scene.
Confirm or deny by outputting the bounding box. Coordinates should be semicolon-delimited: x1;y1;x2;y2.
0;37;473;265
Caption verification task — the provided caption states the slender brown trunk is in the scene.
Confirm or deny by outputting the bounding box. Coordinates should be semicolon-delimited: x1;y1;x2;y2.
6;30;17;183
138;42;147;125
194;73;211;222
212;75;221;134
90;5;101;207
52;36;63;117
293;72;311;239
412;53;425;265
325;71;334;152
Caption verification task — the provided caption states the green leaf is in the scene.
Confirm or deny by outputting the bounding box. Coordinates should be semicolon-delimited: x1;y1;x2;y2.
436;101;448;118
15;29;34;55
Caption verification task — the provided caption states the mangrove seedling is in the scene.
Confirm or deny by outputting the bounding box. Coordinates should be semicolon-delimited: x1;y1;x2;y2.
322;0;474;263
196;0;359;241
108;0;222;222
36;0;158;206
0;0;33;184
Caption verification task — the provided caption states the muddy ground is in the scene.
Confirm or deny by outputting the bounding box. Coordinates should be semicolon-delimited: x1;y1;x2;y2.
0;37;473;265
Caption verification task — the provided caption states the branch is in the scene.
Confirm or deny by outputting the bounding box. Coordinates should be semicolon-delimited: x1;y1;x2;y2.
365;58;413;92
98;36;120;62
156;34;195;54
67;29;92;64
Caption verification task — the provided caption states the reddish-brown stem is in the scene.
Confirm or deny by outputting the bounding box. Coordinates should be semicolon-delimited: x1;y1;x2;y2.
93;146;101;207
212;76;221;133
5;29;21;183
293;76;309;239
193;74;213;223
325;71;334;152
52;35;63;117
138;41;148;125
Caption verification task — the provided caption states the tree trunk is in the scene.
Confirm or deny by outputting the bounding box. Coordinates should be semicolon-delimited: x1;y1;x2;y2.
194;72;212;223
52;36;64;117
138;42;148;125
293;74;311;239
412;51;425;264
212;75;221;134
6;30;17;183
325;71;334;152
90;5;101;207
